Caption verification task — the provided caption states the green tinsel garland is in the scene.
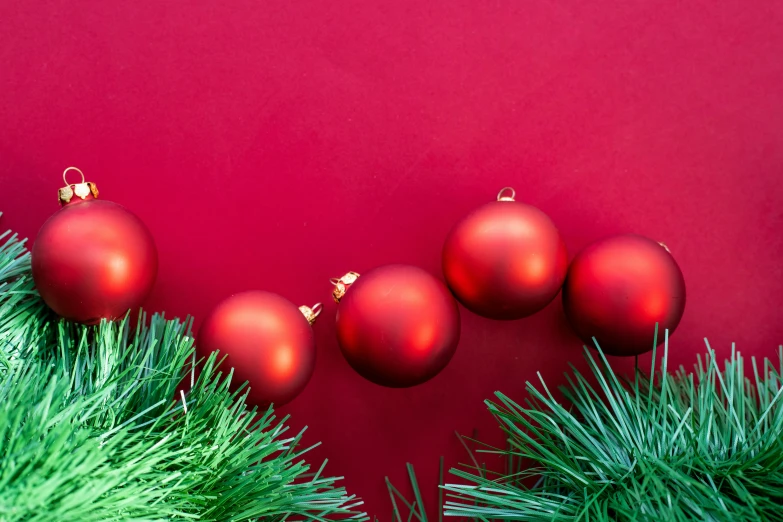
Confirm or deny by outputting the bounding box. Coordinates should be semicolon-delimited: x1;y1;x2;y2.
0;227;366;521
444;333;783;521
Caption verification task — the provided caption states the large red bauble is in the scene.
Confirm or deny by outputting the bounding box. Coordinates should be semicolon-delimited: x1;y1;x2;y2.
197;291;316;407
334;265;460;388
562;234;686;356
32;197;158;325
442;191;568;319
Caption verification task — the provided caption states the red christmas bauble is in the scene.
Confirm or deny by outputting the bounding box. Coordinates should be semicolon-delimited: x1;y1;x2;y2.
562;234;686;356
31;169;157;324
333;265;460;388
442;188;568;320
197;291;318;407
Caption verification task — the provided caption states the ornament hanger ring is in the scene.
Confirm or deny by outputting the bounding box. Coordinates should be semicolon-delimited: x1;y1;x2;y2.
497;187;516;201
63;166;85;186
311;302;323;318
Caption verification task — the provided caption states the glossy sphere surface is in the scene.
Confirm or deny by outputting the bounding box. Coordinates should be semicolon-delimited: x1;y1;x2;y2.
336;265;460;387
32;199;158;324
197;291;316;407
562;234;686;356
443;200;568;319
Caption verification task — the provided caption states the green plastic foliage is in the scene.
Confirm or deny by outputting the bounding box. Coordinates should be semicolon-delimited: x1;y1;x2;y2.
0;229;365;521
445;331;783;521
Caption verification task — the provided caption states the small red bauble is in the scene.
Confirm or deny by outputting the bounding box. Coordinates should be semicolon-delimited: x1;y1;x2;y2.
197;291;319;407
442;188;568;320
332;265;460;388
562;234;686;356
31;168;158;324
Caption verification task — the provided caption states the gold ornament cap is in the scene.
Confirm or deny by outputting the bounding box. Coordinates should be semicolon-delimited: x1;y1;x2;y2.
330;271;360;303
298;302;323;326
59;167;99;206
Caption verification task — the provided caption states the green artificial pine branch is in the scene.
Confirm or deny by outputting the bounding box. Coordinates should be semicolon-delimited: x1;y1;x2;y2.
0;227;366;521
443;332;783;521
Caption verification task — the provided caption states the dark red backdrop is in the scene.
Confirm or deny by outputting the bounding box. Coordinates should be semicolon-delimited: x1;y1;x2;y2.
2;0;782;518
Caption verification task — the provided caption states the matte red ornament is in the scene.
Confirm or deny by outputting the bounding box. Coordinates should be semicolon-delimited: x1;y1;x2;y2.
562;234;686;356
442;187;568;320
197;291;320;407
31;167;158;324
332;265;460;388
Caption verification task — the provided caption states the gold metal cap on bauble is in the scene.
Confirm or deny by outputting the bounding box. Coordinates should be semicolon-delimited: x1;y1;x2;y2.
58;166;98;205
330;271;360;303
298;302;323;325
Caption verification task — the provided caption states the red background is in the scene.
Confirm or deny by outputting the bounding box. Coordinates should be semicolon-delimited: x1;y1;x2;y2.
2;1;782;518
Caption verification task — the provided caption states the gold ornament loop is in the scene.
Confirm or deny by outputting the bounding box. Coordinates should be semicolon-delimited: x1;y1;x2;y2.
62;166;85;186
659;242;671;253
59;167;99;205
331;271;360;303
299;302;323;326
497;187;516;202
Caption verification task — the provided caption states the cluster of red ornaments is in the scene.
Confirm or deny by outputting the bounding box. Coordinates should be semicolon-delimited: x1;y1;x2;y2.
32;171;685;409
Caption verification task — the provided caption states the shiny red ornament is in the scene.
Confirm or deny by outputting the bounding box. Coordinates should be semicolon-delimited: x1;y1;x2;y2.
562;234;686;356
197;291;319;407
332;265;460;388
442;188;568;320
31;167;157;324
